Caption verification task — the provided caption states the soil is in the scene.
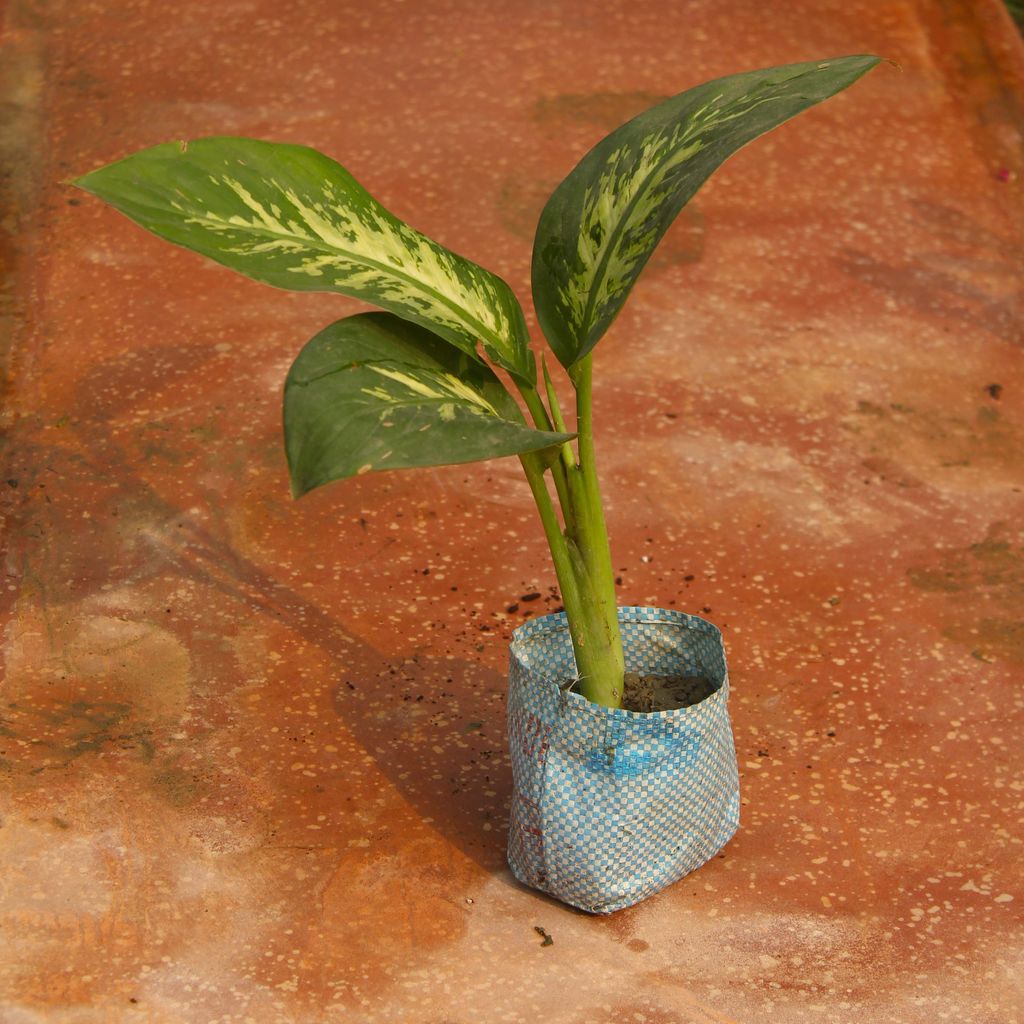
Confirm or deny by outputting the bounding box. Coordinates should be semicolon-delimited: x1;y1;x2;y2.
621;672;716;713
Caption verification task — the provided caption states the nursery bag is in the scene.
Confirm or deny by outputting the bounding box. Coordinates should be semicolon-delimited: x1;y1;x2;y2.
507;606;740;913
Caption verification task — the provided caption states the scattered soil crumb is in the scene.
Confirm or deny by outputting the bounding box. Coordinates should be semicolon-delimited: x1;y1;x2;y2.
622;673;715;713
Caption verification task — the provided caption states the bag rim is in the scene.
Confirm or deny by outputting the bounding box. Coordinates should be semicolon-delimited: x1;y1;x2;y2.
509;606;730;722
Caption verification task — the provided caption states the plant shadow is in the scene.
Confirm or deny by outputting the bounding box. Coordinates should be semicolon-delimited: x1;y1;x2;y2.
4;409;514;873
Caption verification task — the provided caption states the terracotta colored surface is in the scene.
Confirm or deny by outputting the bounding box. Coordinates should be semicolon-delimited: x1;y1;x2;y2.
1;1;1022;1021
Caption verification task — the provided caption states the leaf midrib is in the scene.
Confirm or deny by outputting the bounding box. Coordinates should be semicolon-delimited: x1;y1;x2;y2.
289;359;453;388
195;207;503;347
119;193;509;360
299;388;570;437
576;137;690;352
290;362;500;416
575;81;801;351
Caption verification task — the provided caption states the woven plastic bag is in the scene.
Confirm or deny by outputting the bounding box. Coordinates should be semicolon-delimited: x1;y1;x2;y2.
506;606;740;914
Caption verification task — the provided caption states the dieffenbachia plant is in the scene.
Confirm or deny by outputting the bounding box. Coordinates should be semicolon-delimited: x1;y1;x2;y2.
74;56;879;708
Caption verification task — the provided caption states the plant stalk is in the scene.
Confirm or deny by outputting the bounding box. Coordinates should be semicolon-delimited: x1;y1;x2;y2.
517;357;624;708
520;383;574;525
519;452;624;707
563;353;624;706
541;355;579;485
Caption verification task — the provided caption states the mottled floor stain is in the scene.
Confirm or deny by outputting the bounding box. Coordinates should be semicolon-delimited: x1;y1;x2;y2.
844;396;1024;485
3;601;191;777
908;521;1024;662
533;90;671;131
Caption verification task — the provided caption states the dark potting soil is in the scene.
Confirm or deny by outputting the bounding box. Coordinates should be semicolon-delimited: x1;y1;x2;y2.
621;672;716;713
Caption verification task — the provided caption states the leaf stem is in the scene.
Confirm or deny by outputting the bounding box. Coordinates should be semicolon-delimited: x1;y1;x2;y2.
542;355;581;485
518;453;583;618
518;379;574;526
519;450;623;706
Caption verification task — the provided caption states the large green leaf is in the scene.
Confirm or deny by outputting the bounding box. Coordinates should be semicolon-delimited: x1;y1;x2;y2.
283;312;573;496
532;56;880;370
75;137;535;382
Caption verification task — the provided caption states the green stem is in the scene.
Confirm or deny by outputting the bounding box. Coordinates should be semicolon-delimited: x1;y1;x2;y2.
564;353;624;706
516;356;624;708
519;452;623;706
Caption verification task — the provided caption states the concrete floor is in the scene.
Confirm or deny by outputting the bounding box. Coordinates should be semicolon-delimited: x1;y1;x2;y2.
1;1;1022;1021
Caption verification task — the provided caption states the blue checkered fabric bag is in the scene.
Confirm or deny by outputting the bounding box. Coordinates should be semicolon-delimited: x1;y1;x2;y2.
506;607;740;914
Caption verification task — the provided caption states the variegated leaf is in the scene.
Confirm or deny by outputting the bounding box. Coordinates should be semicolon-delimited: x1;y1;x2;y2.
532;56;880;369
284;312;573;496
75;138;535;382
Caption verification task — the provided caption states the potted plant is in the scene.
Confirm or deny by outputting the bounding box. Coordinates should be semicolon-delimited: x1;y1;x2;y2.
74;55;879;912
